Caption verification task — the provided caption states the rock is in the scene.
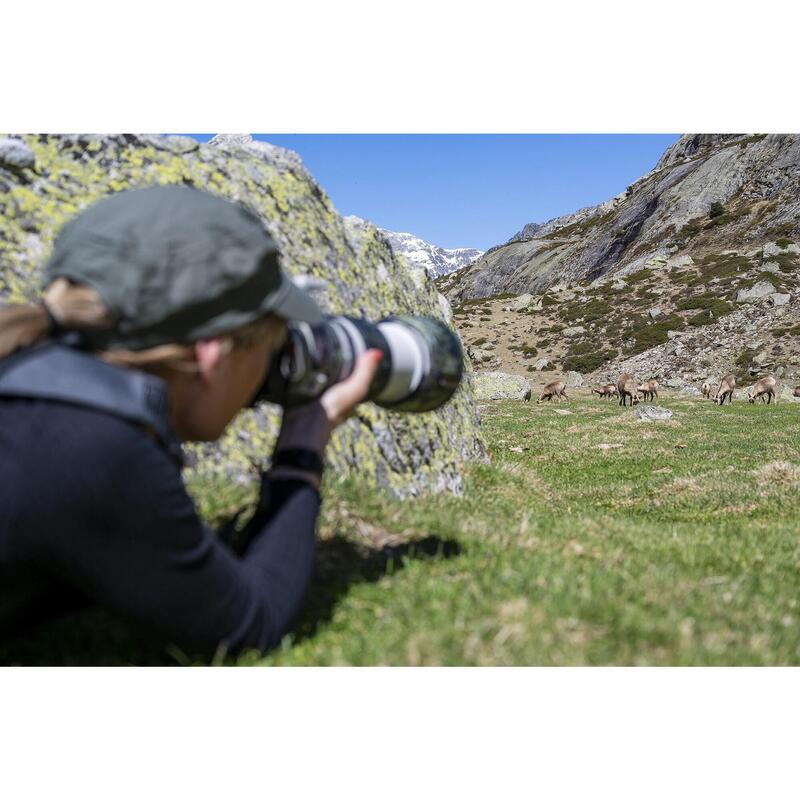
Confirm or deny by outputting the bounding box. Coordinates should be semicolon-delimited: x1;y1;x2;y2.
470;349;494;363
474;372;533;402
0;134;486;498
664;377;683;388
562;325;586;337
768;293;791;307
779;386;800;403
679;387;701;397
533;358;550;371
736;280;776;303
667;330;681;340
553;409;572;415
611;281;626;291
634;405;673;421
644;253;669;268
752;351;771;366
764;241;800;258
648;307;661;321
762;261;782;274
511;293;535;312
0;138;35;170
482;342;496;351
565;371;584;388
666;254;694;269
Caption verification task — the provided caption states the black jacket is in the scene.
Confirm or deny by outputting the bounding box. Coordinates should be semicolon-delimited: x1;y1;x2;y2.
0;344;319;658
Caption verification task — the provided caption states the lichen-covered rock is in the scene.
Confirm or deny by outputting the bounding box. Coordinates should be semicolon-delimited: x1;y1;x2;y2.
474;371;532;401
0;134;486;497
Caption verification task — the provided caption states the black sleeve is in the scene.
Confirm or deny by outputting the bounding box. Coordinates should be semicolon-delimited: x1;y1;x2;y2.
49;426;320;659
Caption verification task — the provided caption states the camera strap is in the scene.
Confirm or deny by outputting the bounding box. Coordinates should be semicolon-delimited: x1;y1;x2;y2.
0;342;183;465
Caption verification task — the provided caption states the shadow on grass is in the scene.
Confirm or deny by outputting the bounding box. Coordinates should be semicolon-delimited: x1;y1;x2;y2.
289;534;462;644
0;535;462;666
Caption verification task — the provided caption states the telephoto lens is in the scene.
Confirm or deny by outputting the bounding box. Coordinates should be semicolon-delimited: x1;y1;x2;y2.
254;315;464;412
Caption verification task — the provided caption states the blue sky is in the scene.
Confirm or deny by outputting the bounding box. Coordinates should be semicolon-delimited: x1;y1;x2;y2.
185;134;680;250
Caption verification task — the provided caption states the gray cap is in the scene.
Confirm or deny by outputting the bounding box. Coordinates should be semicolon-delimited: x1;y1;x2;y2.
46;185;322;350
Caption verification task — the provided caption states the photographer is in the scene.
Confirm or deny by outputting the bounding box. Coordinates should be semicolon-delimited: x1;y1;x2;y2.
0;186;382;659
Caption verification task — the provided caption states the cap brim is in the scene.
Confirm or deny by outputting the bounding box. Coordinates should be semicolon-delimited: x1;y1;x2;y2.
266;274;324;325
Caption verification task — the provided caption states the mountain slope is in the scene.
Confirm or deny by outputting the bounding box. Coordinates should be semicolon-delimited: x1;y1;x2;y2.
444;134;800;302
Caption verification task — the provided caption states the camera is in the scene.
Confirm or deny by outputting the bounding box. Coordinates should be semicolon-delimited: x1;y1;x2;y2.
254;315;464;412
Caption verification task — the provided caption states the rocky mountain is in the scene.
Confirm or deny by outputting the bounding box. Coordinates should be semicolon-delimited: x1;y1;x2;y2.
376;227;483;278
444;134;800;302
0;133;485;497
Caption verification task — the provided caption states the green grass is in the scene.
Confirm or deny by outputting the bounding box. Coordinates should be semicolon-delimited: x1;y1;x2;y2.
5;396;800;666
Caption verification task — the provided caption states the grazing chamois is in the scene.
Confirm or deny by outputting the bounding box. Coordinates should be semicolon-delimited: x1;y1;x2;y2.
716;374;736;405
701;381;713;399
748;375;777;404
537;380;568;404
617;373;640;407
637;379;659;402
592;384;618;399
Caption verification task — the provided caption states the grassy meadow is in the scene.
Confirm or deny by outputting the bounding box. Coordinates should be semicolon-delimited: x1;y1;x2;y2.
4;392;800;665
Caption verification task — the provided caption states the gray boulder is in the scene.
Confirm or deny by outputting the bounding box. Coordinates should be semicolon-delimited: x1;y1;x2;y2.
779;386;800;403
768;293;791;307
764;241;800;258
533;358;550;371
634;405;673;421
511;293;537;312
736;280;776;303
562;326;586;338
0;137;35;170
474;372;533;402
565;371;584;388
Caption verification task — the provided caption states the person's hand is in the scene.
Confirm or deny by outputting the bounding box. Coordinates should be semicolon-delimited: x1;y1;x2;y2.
274;349;383;455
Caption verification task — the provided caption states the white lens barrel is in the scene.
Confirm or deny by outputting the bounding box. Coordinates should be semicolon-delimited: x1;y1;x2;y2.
373;320;429;404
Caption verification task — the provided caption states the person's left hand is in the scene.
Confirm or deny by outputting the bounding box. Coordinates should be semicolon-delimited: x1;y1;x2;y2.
274;349;383;455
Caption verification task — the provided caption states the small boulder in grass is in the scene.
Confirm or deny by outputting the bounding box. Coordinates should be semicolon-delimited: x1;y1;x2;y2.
634;405;673;422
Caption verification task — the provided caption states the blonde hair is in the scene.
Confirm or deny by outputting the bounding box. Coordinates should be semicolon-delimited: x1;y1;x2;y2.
0;278;287;370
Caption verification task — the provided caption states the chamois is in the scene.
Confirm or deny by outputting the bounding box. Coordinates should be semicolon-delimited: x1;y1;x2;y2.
794;386;800;398
748;375;777;405
637;379;659;402
701;381;713;399
617;373;640;407
537;380;568;404
716;374;736;405
592;384;618;399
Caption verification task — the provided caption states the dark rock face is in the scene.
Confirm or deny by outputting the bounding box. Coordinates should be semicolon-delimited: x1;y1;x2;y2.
447;134;800;301
0;134;486;497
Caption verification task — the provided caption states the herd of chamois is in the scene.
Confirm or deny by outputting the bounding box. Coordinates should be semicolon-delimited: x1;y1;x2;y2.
534;374;800;406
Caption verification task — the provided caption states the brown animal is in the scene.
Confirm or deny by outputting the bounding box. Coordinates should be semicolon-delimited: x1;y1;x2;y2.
748;376;777;405
537;380;568;404
794;386;800;398
716;374;736;405
592;384;618;399
617;373;640;407
701;381;713;399
637;379;658;402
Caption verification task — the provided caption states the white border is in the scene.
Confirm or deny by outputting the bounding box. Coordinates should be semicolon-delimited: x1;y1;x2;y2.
2;668;798;798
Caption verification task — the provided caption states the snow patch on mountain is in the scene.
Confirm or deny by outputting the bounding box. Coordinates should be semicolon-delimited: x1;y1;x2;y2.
377;228;483;277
